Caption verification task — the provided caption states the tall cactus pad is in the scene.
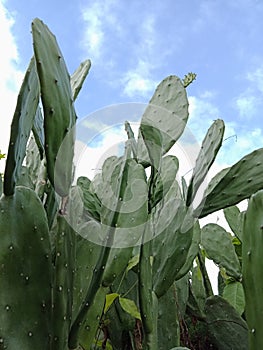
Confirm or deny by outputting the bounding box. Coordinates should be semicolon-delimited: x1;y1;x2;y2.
102;158;148;285
157;283;180;349
223;205;243;242
4;57;39;196
242;190;263;349
196;148;263;218
71;59;91;101
137;75;188;167
186;119;225;206
0;186;52;349
52;215;76;349
32;18;76;197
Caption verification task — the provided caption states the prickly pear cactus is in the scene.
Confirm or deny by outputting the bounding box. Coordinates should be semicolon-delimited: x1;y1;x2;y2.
205;296;248;349
242;190;263;349
32;18;77;197
137;75;189;167
0;186;52;349
196;148;263;218
52;214;76;349
4;58;39;196
186;119;225;207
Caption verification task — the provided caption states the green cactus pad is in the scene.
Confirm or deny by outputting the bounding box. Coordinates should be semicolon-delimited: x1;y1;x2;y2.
32;107;45;159
152;189;194;298
150;155;179;209
201;223;241;280
4;57;39;196
137;75;188;167
0;186;52;349
77;176;101;222
205;296;248;350
72;220;102;321
52;214;76;349
175;221;201;280
186;119;225;206
196;148;263;218
222;281;245;316
32;18;76;197
102;157;148;285
242;190;263;349
157;283;180;349
71;59;91;101
78;286;108;350
223;205;243;242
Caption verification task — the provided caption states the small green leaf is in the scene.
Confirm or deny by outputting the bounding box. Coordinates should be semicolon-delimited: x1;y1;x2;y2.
119;297;141;320
104;293;119;314
126;254;140;273
0;152;5;160
95;339;113;350
223;281;245;315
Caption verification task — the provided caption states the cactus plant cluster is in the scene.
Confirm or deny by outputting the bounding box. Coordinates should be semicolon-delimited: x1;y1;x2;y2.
1;18;263;350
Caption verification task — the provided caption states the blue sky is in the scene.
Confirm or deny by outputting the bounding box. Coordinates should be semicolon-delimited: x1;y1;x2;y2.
1;0;263;174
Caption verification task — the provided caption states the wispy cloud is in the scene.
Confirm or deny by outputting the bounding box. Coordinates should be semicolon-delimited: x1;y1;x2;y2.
247;66;263;94
235;94;259;119
80;2;173;99
81;2;109;60
121;61;158;98
81;0;121;61
233;64;263;121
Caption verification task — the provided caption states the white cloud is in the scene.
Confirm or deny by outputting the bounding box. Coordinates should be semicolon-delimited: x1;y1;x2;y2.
0;1;24;171
247;66;263;94
80;2;168;99
120;14;160;98
74;123;129;180
81;0;119;60
81;4;104;59
233;65;263;121
235;94;258;119
122;70;157;98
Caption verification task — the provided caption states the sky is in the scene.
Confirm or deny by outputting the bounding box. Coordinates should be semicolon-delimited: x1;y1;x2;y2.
1;0;262;292
1;0;263;164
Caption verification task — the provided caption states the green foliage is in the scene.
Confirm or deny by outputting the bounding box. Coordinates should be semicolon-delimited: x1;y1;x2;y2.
1;16;263;350
0;151;5;160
